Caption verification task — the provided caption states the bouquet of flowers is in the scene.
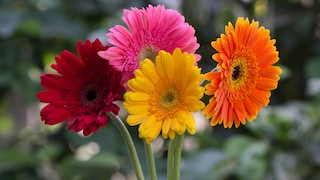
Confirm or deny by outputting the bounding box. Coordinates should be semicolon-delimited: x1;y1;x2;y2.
36;4;281;180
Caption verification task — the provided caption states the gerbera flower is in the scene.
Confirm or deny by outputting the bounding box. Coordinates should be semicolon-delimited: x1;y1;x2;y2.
36;39;124;136
203;17;282;128
123;48;205;143
98;4;200;88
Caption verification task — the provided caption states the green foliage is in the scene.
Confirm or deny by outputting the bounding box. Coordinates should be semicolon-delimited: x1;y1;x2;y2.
0;150;36;174
61;152;120;179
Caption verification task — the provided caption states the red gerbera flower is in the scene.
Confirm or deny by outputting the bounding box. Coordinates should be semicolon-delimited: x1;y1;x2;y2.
36;39;124;136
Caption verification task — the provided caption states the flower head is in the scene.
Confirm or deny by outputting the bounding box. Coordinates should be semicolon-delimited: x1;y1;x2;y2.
98;5;200;88
203;17;282;128
36;39;124;136
123;48;205;143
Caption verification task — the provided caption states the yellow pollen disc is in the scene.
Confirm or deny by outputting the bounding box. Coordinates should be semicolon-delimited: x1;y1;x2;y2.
224;48;260;103
229;58;247;89
157;85;181;114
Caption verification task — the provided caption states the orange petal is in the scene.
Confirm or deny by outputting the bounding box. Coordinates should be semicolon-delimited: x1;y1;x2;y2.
259;66;282;80
256;77;279;90
258;52;279;67
243;97;258;121
250;88;270;106
202;97;217;119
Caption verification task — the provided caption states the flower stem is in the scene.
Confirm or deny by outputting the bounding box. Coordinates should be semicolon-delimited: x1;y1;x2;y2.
167;139;175;180
173;134;184;180
107;112;145;180
144;140;157;180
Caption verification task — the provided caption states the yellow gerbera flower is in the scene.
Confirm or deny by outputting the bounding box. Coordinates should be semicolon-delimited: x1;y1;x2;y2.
203;17;282;128
123;48;205;143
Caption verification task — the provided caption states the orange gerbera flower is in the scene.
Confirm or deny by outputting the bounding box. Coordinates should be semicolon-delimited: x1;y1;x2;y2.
203;17;282;128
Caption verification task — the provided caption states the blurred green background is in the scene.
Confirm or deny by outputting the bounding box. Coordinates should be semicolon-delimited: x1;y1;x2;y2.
0;0;320;179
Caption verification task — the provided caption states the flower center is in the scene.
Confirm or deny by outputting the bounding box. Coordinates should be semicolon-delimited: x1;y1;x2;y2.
81;85;100;107
139;46;158;62
157;86;181;113
224;48;260;103
229;59;247;88
163;92;175;103
85;89;97;102
232;65;241;80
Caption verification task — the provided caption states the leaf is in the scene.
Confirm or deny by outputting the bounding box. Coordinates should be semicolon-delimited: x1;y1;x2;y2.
38;142;63;160
237;141;270;180
0;150;36;173
278;64;292;80
243;140;270;158
61;152;120;179
223;135;254;157
181;149;227;179
237;157;266;180
16;18;42;37
0;114;14;135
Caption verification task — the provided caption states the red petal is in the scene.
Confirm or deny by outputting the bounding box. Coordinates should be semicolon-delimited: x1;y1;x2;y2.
40;104;71;125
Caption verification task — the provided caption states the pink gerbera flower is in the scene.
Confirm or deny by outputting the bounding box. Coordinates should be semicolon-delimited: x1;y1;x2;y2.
36;39;124;136
98;4;200;88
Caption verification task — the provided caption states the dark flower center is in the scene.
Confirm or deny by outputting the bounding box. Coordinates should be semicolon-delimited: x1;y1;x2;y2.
158;86;181;112
85;89;97;102
81;86;100;107
164;92;175;103
232;65;241;80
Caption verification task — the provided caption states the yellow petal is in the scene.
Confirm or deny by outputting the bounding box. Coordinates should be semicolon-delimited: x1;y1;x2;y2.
140;115;157;129
140;59;159;84
183;112;196;135
168;129;176;140
124;92;149;104
162;118;172;135
156;50;174;81
126;114;148;126
146;120;163;140
123;103;148;115
128;77;154;93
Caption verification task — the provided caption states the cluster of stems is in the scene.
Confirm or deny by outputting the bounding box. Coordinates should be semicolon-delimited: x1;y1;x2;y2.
107;112;184;180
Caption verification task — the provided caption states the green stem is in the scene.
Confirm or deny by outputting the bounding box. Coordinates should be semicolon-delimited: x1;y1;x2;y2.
167;138;176;180
173;134;184;180
107;112;145;180
144;140;157;180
